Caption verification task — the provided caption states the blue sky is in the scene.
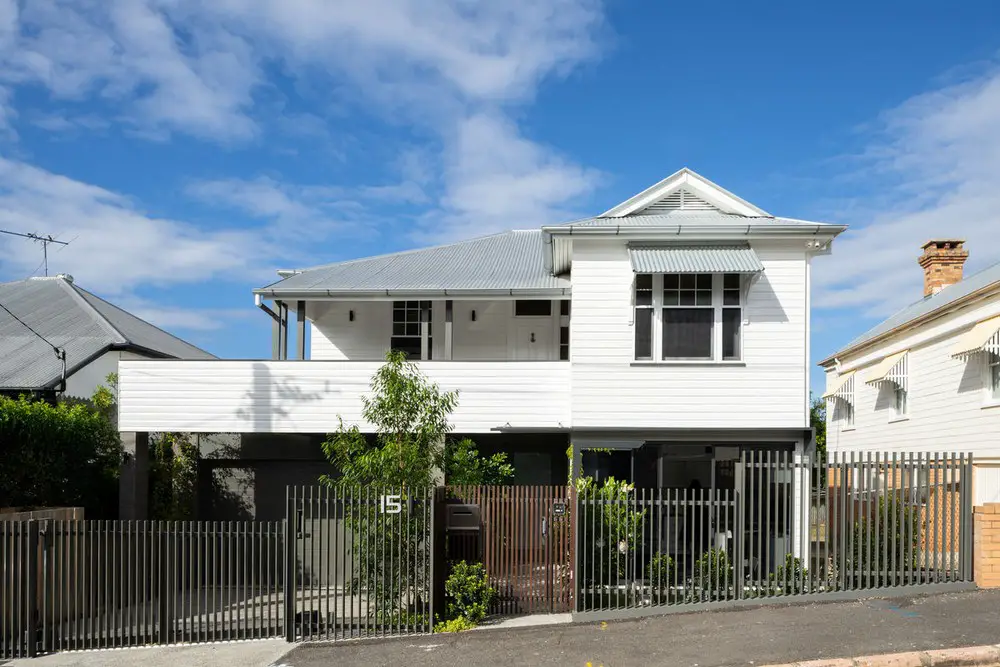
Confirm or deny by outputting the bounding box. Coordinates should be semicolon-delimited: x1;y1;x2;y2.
1;0;999;397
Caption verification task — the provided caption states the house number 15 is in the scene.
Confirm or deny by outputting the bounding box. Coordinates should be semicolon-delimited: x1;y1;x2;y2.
380;495;402;514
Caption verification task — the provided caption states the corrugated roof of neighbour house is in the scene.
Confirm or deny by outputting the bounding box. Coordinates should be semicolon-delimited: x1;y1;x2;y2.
628;244;765;274
257;230;571;295
0;276;214;390
825;259;1000;362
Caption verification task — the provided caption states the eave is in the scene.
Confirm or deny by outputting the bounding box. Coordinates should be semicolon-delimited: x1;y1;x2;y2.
252;287;572;301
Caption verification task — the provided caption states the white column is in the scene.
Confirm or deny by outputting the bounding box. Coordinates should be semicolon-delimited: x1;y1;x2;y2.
420;301;430;360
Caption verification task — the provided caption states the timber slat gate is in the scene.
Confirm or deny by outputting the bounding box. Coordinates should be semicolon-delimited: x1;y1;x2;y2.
0;452;979;658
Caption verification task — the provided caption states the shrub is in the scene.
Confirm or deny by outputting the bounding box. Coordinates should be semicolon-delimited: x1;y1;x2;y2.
769;554;808;595
646;552;674;590
443;561;496;626
693;548;732;599
434;616;477;633
848;495;920;588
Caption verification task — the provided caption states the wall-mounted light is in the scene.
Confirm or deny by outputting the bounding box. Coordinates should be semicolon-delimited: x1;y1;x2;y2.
530;332;536;343
349;310;355;322
471;310;477;322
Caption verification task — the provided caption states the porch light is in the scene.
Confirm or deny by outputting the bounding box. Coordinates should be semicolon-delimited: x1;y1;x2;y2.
349;310;355;322
471;310;477;322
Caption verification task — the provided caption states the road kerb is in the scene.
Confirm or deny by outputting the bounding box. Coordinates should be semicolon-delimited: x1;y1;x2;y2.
762;644;1000;667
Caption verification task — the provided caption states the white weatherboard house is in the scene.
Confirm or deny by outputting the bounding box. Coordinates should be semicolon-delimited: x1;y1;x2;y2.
117;168;845;521
819;240;1000;506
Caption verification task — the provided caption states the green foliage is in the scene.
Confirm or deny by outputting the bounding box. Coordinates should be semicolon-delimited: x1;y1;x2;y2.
768;554;808;595
646;552;675;599
443;560;495;625
0;392;122;516
149;432;199;520
444;438;514;486
810;393;826;458
693;548;732;598
849;494;920;587
576;476;646;581
320;350;454;489
434;616;477;633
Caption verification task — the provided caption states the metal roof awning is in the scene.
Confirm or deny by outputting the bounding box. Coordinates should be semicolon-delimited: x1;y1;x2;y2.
628;244;764;274
950;315;1000;359
821;370;856;401
864;350;909;390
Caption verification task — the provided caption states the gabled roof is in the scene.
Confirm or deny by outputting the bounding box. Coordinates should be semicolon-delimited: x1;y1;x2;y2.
819;260;1000;366
256;230;570;298
599;167;769;218
548;212;838;230
0;276;214;391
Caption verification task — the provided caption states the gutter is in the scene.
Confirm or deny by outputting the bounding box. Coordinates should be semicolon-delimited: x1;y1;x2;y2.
252;287;572;300
539;223;848;238
254;293;281;323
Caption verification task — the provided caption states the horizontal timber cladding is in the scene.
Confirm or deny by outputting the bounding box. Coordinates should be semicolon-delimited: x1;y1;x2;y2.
117;360;570;433
569;238;808;429
573;451;975;617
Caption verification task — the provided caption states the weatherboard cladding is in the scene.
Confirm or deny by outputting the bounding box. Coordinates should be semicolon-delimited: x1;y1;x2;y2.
838;260;1000;354
265;230;570;294
0;277;213;390
628;245;764;274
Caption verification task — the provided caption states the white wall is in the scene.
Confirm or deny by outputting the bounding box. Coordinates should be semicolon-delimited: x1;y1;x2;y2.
63;349;148;399
826;294;1000;459
309;299;561;361
569;239;808;429
117;359;571;434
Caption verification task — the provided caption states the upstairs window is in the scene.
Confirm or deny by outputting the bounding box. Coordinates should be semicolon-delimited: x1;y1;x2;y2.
990;353;1000;400
391;300;431;360
635;273;745;361
515;300;552;317
893;385;908;417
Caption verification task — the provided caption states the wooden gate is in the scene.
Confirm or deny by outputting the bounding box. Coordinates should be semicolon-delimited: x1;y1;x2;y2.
445;486;573;615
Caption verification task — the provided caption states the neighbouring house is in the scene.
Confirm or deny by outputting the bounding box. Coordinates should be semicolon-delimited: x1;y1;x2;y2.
116;167;845;560
819;240;1000;506
0;274;215;401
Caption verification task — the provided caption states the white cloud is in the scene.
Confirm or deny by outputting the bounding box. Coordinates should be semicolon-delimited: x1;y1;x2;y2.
116;299;253;332
813;64;1000;318
0;157;276;295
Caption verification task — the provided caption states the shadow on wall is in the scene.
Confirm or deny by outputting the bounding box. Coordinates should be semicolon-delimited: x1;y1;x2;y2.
957;357;985;395
748;273;789;324
874;382;897;412
236;362;329;432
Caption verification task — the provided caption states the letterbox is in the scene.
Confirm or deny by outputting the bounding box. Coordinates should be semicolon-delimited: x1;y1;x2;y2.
445;504;481;532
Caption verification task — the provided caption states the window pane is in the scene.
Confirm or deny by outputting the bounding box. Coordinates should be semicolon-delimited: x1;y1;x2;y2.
680;274;696;290
662;308;713;358
723;308;741;360
635;308;653;359
393;322;405;336
637;274;653;290
393;300;405;309
663;274;679;289
662;291;679;306
560;300;570;316
515;300;552;316
390;337;422;360
695;291;712;306
992;357;1000;398
697;273;713;289
679;291;696;306
636;290;652;306
406;323;419;336
723;290;740;306
560;326;569;345
724;273;740;289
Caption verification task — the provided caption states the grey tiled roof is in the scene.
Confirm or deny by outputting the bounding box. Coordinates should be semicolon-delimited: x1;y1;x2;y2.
553;213;838;228
0;276;214;390
258;230;571;295
828;260;1000;360
629;244;765;273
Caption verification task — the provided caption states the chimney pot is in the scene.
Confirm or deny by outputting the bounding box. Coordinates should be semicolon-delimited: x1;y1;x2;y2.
918;239;968;297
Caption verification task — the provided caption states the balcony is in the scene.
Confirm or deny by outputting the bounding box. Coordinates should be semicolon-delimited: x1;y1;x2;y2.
117;360;571;434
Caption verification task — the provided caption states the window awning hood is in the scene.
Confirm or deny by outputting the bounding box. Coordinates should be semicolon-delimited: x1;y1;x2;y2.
950;315;1000;359
864;350;909;390
628;244;764;274
821;370;856;401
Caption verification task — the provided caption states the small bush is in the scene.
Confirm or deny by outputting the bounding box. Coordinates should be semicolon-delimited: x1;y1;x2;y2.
434;616;477;633
646;552;674;589
443;561;495;625
693;548;732;599
769;554;808;595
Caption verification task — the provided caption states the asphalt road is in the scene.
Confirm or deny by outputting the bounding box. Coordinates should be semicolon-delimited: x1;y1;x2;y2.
277;589;1000;667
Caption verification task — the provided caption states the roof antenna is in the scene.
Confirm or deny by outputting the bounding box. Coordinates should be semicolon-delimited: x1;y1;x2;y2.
0;229;70;276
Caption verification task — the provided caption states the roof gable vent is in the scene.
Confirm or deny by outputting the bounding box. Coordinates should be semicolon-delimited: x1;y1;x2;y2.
636;188;719;215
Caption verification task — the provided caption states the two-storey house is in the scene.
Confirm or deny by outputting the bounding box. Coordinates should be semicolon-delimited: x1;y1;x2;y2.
116;168;844;522
820;240;1000;507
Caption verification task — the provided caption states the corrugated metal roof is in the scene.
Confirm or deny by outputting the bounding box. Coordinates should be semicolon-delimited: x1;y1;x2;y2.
258;230;571;295
555;213;837;228
629;245;764;274
0;276;214;390
834;260;1000;356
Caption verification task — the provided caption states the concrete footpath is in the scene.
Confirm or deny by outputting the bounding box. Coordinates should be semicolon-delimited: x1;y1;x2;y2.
279;589;1000;667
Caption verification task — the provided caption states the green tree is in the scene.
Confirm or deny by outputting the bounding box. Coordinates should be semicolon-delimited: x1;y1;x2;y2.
444;438;514;486
810;393;826;459
0;392;123;516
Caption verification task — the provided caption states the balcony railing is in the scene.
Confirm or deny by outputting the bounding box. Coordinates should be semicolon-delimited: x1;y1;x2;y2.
117;359;570;434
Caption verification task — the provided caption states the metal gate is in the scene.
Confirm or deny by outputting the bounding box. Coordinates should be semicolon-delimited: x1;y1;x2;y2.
285;486;435;641
1;519;286;659
446;486;574;615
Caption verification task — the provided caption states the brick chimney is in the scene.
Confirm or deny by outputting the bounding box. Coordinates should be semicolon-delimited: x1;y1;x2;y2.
918;239;968;297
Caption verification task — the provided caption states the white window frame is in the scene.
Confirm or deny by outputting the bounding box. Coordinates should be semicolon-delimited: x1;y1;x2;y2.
983;351;1000;406
892;384;908;419
632;273;745;362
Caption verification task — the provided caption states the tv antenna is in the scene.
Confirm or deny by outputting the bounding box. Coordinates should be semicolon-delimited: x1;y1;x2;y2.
0;229;70;276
